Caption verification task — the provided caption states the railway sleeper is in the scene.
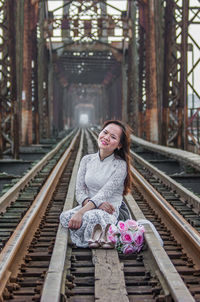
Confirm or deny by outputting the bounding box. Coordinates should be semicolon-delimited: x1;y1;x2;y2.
132;187;200;301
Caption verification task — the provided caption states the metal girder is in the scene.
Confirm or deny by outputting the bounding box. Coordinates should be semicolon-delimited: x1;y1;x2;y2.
162;0;197;150
0;0;19;158
127;0;139;132
133;0;200;152
56;50;121;85
46;0;127;128
0;0;41;156
21;0;41;145
2;0;199;155
45;0;130;42
132;0;159;143
38;1;51;140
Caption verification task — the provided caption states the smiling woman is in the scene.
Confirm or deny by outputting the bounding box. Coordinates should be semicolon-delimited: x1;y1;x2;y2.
60;120;133;248
98;123;122;160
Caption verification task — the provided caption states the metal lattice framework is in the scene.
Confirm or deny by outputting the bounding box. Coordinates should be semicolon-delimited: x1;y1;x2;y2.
0;0;19;158
0;0;49;157
0;1;11;156
0;0;200;156
46;0;130;42
162;0;200;151
187;3;200;151
46;0;129;128
134;0;200;152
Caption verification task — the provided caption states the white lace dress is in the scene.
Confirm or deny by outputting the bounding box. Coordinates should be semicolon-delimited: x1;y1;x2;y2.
60;152;127;247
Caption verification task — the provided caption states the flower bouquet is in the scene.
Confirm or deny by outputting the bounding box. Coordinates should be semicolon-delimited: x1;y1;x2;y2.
107;219;145;255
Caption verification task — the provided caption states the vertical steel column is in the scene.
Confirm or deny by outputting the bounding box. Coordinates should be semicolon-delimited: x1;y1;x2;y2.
127;41;134;129
63;86;70;128
62;0;71;43
154;0;164;144
127;0;139;134
99;2;108;43
31;3;39;144
103;87;109;121
179;0;189;149
38;2;50;140
121;49;127;123
146;0;158;143
137;1;149;139
101;88;104;124
97;90;102;125
58;87;64;131
52;75;59;132
48;62;54;136
116;76;122;120
162;0;174;146
16;0;24;150
21;0;33;145
0;1;13;156
138;15;145;138
7;0;19;158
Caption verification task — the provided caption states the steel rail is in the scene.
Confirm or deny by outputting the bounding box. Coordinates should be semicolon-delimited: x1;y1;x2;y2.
125;193;195;302
131;149;200;213
89;127;198;300
0;130;80;299
131;134;200;172
40;130;84;302
0;129;76;213
90;127;200;211
41;129;129;302
131;164;200;268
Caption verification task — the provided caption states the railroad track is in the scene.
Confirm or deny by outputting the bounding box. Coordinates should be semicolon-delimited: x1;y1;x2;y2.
92;127;200;231
131;151;200;233
0;128;200;301
131;135;200;197
0;129;77;252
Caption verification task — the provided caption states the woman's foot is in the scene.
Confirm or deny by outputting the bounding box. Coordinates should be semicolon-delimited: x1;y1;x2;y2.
88;224;103;248
100;224;115;249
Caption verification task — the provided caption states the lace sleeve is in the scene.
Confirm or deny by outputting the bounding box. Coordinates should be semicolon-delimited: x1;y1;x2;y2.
75;155;90;205
90;159;127;208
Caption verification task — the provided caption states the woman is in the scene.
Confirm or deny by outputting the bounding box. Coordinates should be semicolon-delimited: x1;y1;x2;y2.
60;120;133;247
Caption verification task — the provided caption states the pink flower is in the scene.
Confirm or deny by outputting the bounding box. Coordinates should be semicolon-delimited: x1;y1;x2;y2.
120;231;134;244
125;219;138;230
108;224;119;235
117;221;128;232
107;234;118;244
133;231;144;246
122;244;138;255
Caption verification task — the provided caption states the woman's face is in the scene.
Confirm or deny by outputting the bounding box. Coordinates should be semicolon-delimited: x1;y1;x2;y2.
98;123;122;153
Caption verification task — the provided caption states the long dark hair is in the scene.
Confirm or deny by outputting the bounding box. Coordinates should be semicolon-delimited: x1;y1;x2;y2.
101;120;133;195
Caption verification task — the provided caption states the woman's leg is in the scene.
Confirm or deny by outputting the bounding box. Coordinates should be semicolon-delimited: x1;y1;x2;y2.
70;209;117;247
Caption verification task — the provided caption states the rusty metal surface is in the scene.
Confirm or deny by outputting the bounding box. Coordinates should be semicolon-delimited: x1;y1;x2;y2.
1;0;200;156
0;131;79;300
131;164;200;268
0;1;15;157
128;187;200;301
136;0;200;152
0;130;75;213
1;130;200;300
40;130;84;302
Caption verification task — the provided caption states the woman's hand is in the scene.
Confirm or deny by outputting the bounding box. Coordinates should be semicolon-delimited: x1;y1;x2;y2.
98;201;115;214
82;198;89;207
68;212;83;229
